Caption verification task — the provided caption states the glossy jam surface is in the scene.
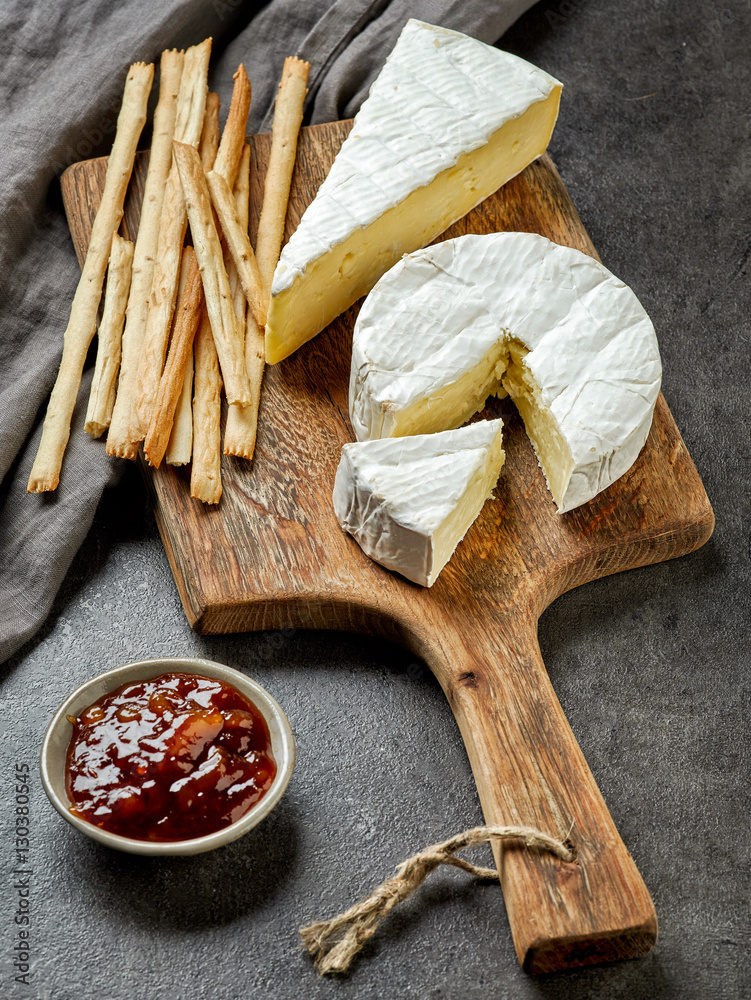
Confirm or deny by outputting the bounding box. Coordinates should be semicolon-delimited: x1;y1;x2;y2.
65;672;277;842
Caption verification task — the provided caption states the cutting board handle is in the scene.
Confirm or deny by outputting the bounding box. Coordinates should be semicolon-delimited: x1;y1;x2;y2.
418;606;657;974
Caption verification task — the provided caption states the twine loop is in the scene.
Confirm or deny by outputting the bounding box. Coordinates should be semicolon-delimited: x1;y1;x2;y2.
300;823;575;975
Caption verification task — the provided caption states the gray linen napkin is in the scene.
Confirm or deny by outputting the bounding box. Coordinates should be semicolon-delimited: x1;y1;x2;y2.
0;0;537;663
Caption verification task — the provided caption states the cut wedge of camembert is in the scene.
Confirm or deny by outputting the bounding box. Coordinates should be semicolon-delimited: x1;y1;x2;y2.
350;232;661;513
332;420;505;587
265;19;562;364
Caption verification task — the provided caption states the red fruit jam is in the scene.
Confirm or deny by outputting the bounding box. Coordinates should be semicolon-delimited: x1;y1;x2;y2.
65;672;277;842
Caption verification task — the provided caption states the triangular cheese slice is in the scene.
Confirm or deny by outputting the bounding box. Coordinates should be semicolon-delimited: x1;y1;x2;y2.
350;232;662;513
332;419;505;586
265;19;562;363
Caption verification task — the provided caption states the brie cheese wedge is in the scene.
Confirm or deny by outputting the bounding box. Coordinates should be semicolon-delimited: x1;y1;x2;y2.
350;232;661;513
265;19;562;364
332;419;505;587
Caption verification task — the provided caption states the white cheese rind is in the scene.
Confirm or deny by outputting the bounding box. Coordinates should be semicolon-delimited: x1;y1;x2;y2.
350;232;662;513
333;420;505;586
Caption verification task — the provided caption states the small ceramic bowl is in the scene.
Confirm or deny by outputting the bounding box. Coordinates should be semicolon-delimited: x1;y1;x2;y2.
40;657;295;856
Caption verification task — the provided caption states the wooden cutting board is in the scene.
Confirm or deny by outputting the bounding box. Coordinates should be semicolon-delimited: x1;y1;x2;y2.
61;121;713;974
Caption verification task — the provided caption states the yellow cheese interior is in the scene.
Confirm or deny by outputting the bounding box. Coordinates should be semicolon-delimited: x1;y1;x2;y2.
388;341;507;437
386;339;573;511
265;88;562;364
429;430;506;586
500;342;573;508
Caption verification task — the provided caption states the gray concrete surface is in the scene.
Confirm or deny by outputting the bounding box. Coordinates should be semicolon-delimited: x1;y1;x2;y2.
3;1;749;997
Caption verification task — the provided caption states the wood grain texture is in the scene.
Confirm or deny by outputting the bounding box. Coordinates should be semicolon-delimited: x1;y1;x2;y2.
61;120;714;974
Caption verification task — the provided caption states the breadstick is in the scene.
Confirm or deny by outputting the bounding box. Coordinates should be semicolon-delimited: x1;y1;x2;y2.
27;60;153;493
143;248;204;468
207;169;268;328
212;65;251;186
199;92;221;172
163;91;220;469
173;39;212;145
143;246;191;466
226;143;251;328
224;145;265;460
222;60;308;461
183;63;251;501
221;143;250;370
191;311;223;504
165;249;195;465
132;38;211;441
173;140;249;405
107;48;184;460
85;233;134;437
165;347;193;466
223;308;265;461
255;57;309;291
168;65;248;487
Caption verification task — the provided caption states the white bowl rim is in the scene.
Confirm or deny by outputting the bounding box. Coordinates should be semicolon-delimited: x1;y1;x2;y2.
39;657;295;856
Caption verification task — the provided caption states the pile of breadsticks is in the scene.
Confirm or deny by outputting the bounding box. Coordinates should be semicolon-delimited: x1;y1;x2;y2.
27;38;309;504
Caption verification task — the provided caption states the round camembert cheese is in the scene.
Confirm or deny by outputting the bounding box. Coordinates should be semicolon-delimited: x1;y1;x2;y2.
349;232;662;513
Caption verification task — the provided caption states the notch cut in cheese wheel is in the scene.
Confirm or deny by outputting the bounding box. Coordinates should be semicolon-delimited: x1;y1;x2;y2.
265;19;562;364
349;232;662;514
333;420;505;587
